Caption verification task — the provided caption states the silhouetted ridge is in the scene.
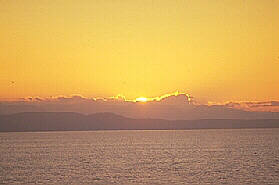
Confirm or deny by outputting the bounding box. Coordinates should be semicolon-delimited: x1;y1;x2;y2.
0;112;278;132
88;112;128;120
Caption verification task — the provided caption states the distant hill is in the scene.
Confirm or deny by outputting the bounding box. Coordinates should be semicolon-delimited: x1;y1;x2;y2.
0;112;279;132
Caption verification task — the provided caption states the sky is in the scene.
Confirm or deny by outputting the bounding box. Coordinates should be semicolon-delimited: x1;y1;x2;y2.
0;0;278;104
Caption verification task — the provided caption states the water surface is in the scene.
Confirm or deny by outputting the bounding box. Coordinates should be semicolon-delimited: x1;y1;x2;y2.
0;129;279;184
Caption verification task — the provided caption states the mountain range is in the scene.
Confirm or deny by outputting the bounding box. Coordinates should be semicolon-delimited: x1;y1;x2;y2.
0;112;278;132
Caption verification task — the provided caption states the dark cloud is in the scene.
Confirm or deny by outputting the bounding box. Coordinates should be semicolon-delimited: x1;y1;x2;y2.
35;97;44;102
271;101;279;106
0;94;279;120
225;101;279;108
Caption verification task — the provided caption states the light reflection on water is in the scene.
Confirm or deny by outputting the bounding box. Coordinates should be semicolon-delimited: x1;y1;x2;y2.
0;129;279;184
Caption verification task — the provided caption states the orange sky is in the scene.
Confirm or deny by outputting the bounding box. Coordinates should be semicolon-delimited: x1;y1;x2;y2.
0;0;278;103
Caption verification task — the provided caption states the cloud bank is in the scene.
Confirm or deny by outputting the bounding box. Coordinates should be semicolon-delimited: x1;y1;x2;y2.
1;92;279;120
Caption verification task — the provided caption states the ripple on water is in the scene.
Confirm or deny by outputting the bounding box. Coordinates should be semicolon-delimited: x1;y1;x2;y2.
0;129;279;184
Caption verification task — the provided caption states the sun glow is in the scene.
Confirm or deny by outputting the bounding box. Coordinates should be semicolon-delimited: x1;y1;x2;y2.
136;97;148;102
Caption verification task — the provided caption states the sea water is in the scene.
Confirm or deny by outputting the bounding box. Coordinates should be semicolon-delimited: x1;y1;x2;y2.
0;128;279;184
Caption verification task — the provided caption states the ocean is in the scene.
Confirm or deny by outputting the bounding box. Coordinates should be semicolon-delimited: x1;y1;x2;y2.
0;129;279;184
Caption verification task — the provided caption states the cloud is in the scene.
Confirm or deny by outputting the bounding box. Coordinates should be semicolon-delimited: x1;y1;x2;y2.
271;101;279;106
224;101;279;112
0;92;279;120
150;93;192;105
16;91;192;105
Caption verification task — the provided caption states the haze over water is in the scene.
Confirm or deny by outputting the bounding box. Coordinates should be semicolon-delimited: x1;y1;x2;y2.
1;128;279;184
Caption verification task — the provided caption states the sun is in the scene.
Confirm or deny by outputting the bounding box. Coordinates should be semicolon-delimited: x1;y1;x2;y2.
136;97;148;102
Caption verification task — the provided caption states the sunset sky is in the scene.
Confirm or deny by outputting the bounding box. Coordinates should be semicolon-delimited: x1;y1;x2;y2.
0;0;278;103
